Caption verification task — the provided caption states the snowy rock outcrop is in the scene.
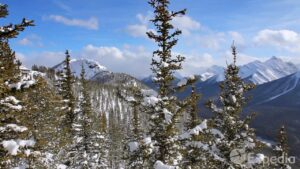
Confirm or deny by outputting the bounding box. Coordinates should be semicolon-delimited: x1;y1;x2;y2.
53;58;108;79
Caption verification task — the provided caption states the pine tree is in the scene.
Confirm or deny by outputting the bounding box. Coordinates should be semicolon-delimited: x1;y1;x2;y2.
20;76;64;168
0;41;21;96
54;50;77;167
273;126;291;169
0;4;34;40
179;84;211;169
61;50;76;130
146;0;191;166
98;112;109;168
55;51;76;143
121;86;151;168
108;110;125;168
206;44;264;168
0;4;34;168
65;65;109;169
184;85;201;131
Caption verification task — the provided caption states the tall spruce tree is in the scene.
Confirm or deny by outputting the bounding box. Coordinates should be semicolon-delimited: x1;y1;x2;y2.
206;44;264;168
108;110;125;168
55;50;77;167
146;0;198;167
273;126;292;169
21;76;64;168
121;86;151;168
178;84;213;169
55;50;76;145
0;4;35;168
61;50;76;130
63;65;109;169
98;112;109;169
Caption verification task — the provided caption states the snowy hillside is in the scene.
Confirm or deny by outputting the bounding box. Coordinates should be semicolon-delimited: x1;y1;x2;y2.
242;56;298;84
199;56;298;85
249;70;300;105
53;58;108;79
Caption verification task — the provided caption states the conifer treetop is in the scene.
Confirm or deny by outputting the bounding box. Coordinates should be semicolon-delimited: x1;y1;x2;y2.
0;4;34;40
147;0;187;97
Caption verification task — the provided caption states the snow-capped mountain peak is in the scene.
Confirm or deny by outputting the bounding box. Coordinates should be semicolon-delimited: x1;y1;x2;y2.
199;57;298;85
199;65;224;82
53;58;108;79
246;56;298;84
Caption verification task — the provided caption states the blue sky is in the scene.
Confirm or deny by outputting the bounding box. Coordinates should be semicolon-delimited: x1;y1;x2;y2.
2;0;300;77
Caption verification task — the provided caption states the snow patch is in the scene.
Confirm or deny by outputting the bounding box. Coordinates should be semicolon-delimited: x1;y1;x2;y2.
1;139;36;156
57;164;68;169
180;120;208;139
128;141;139;152
0;124;28;132
154;161;176;169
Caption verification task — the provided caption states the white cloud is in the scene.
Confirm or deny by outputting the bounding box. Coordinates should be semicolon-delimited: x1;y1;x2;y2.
127;24;149;38
253;29;300;53
16;52;26;63
82;45;124;60
194;32;226;50
126;13;154;38
180;53;215;76
136;13;152;25
17;34;43;47
172;15;201;36
275;55;300;65
17;51;65;68
53;1;72;12
228;31;245;47
18;38;31;46
127;13;200;38
81;44;151;77
223;50;269;66
48;15;99;30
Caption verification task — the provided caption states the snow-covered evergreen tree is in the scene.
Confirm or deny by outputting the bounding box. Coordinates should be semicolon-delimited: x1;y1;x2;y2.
0;4;36;168
60;50;76;132
19;76;65;168
108;110;126;168
145;0;201;167
55;51;76;147
178;84;218;169
60;65;109;169
272;126;292;169
97;112;110;168
0;4;34;40
53;51;78;167
206;44;265;168
120;86;153;168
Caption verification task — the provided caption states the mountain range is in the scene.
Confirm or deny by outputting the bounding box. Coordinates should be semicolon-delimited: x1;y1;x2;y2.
53;59;145;87
198;56;298;85
51;57;300;160
141;56;300;160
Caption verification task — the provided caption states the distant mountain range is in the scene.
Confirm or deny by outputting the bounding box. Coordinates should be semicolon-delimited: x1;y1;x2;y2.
52;59;145;87
198;56;298;85
51;57;300;161
141;56;300;160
